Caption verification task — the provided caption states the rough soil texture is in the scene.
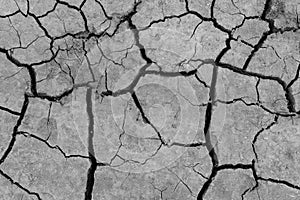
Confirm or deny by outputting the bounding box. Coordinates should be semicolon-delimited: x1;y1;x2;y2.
0;0;299;199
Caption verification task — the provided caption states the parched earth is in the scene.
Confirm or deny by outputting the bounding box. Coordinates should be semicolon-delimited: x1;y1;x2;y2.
0;0;299;199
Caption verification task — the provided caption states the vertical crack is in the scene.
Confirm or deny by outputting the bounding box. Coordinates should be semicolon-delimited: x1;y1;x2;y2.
126;2;153;64
84;88;97;200
197;64;219;200
0;95;41;199
0;94;29;165
252;115;279;161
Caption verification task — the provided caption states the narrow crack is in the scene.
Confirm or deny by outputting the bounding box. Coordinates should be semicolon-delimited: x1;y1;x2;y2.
216;97;295;117
0;169;42;200
258;176;300;190
252;115;279;161
16;131;90;159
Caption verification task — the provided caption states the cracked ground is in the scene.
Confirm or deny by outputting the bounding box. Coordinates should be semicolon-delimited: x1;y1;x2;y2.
0;0;299;199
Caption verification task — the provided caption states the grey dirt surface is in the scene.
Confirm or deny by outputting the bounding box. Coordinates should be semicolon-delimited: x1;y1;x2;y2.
0;0;300;200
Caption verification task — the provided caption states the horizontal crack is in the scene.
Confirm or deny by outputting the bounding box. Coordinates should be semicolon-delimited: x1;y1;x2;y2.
16;131;90;159
0;105;21;116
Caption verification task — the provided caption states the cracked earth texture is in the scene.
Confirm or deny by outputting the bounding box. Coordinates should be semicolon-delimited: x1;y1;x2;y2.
0;0;299;200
